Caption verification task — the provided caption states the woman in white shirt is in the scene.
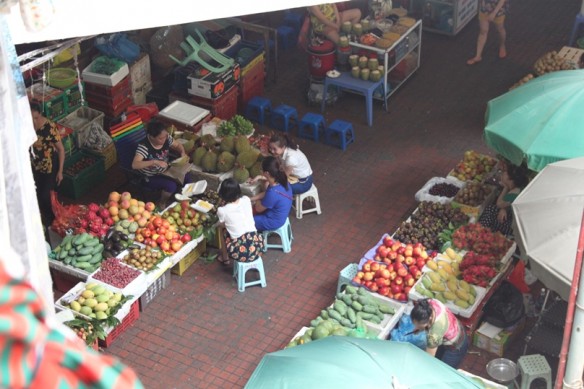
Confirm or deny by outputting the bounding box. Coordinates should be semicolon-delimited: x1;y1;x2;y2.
268;134;314;195
216;178;264;265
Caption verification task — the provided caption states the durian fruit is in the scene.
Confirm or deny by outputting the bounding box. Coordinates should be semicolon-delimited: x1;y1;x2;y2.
236;149;260;169
217;151;235;173
233;166;250;183
182;139;195;154
234;135;251;154
183;132;199;142
200;134;217;148
191;147;207;167
201;150;218;173
220;136;235;153
249;161;263;178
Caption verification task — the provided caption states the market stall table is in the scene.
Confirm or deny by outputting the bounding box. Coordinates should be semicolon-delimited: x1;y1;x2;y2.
321;71;385;127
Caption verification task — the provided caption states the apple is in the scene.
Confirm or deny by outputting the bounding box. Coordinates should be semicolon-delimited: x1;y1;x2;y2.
156;236;166;245
104;217;114;226
120;199;131;210
397;247;405;255
396;254;405;264
145;202;156;212
363;272;374;281
138;201;145;208
404;256;414;266
118;209;129;220
416;259;426;270
404;248;413;257
149;241;158;248
394;292;407;302
370;262;380;272
180;200;190;210
171;241;183;252
135;233;144;243
137;217;148;227
142;229;152;238
363;262;372;272
364;281;374;289
376;278;386;287
160;241;171;252
404;286;412;295
374;254;383;262
389;271;397;281
370;284;379;292
357;271;365;279
377;245;389;259
383;236;393;247
420;251;429;260
391;242;402;252
108;206;119;216
112;215;119;223
352;276;362;285
129;205;140;215
396;266;408;277
121;192;132;202
390;284;402;294
404;274;415;286
381;269;391;279
388;251;398;260
394;276;404;286
412;247;422;257
153;217;163;228
165;231;174;241
144;237;151;245
108;191;121;202
382;258;391;265
181;234;191;243
379;286;390;297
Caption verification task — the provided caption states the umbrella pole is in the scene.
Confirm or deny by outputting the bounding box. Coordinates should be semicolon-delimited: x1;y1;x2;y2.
557;210;584;389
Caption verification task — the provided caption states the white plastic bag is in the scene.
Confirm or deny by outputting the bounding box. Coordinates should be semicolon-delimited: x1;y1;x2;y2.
414;176;465;204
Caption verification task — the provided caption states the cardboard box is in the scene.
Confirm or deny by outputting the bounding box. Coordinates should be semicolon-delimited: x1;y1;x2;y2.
129;53;151;90
187;62;241;99
472;318;525;357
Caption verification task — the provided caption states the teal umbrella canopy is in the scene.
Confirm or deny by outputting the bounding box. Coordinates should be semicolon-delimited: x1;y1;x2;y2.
245;337;482;389
484;69;584;171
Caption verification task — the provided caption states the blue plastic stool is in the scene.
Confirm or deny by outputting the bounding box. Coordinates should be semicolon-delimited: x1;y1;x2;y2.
298;113;326;142
325;120;355;151
245;96;272;125
569;13;584;46
284;12;304;35
277;25;297;50
270;104;298;133
233;257;267;292
262;217;293;253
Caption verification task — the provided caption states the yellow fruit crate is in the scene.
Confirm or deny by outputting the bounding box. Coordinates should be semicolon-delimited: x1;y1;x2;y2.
84;141;117;171
172;238;206;276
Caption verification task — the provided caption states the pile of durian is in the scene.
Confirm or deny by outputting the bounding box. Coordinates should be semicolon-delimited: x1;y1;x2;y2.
191;134;263;183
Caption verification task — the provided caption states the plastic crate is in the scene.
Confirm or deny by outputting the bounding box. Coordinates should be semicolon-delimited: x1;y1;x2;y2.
84;141;117;170
172;239;206;276
238;59;265;113
59;151;105;199
224;40;265;77
63;82;85;112
187;84;239;121
57;124;78;158
27;83;67;120
139;269;171;311
58;106;105;149
99;300;140;348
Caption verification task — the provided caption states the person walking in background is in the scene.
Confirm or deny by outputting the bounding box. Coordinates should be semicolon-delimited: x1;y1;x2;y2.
268;133;314;195
250;156;293;232
216;178;264;266
466;0;509;65
30;102;65;229
308;3;361;44
410;298;469;368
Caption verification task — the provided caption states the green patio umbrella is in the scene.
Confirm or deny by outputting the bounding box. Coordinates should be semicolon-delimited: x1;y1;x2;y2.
484;69;584;171
245;337;482;389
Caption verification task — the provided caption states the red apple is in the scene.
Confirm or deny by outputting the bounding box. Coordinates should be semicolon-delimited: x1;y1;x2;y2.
352;276;362;285
396;266;408;277
142;229;152;238
149;241;158;248
383;258;391;265
389;271;397;281
412;247;422;257
404;286;412;295
380;269;391;279
376;278;386;287
135;233;144;243
396;254;405;264
370;284;379;292
156;236;166;245
388;251;398;260
370;262;380;272
171;241;183;252
144;237;152;245
181;234;192;243
374;254;383;262
404;274;415;286
364;281;374;289
377;245;390;259
379;286;390;297
383;236;393;247
404;256;414;266
391;242;402;252
363;262;372;272
390;284;402;294
397;247;406;255
363;272;374;281
357;271;365;279
386;264;394;272
404;248;413;257
416;259;426;270
394;276;404;286
160;241;171;252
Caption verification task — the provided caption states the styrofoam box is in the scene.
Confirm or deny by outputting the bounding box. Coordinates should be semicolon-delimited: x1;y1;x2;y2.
55;281;135;323
49;258;91;280
87;259;148;299
82;60;129;87
362;291;406;339
116;244;172;285
159;101;210;127
408;277;486;318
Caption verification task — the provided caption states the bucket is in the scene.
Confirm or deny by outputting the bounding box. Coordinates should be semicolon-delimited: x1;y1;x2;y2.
307;39;336;79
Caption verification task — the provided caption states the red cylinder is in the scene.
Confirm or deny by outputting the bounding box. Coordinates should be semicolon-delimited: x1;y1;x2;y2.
307;39;336;79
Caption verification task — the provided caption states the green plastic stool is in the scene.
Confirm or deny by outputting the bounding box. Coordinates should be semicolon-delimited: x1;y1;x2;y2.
169;29;234;72
518;354;552;389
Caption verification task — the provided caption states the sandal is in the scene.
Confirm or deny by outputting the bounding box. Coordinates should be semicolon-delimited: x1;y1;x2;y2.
466;57;482;65
217;256;232;266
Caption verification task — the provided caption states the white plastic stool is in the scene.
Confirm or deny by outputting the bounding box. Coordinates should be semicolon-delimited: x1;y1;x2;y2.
294;184;322;219
518;354;552;389
233;257;267;292
262;217;293;253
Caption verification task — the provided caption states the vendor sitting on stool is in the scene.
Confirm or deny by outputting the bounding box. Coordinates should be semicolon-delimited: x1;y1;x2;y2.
131;120;188;209
308;3;361;44
411;298;469;369
250;156;293;232
268;133;314;195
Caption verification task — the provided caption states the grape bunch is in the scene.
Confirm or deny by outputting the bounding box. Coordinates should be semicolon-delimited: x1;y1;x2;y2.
429;183;460;198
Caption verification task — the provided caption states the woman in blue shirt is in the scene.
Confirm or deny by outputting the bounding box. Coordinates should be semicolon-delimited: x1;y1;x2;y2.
251;156;293;232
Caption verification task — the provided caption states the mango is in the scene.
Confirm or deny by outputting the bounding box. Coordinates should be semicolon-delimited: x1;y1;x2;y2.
430;282;446;292
459;280;471;292
468;294;476;305
422;275;433;289
456;289;470;301
447;280;459;292
445;247;457;261
85;282;99;290
94;302;109;312
426;260;438;271
80;306;93;316
96;294;110;303
92;286;106;296
83;298;97;308
113;292;123;302
468;285;477;297
89;313;97;319
107;299;118;308
70;301;81;312
437;268;450;280
443;291;457;301
435;293;447;304
81;290;95;299
454;299;470;309
428;272;441;284
96;311;108;320
439;262;454;275
77;296;86;305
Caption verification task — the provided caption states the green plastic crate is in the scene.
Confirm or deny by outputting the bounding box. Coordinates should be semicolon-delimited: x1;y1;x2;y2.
63;82;86;112
58;151;105;199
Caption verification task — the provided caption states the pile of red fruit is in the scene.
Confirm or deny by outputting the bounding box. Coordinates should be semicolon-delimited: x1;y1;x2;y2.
83;203;115;237
452;223;513;260
460;252;499;287
352;237;436;302
134;216;192;254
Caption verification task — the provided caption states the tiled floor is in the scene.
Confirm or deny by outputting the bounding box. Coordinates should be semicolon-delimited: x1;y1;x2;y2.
63;0;580;387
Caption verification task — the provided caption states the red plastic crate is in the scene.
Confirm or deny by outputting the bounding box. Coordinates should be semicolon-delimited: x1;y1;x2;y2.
86;96;133;117
187;84;239;121
238;59;265;113
98;300;140;348
84;77;131;97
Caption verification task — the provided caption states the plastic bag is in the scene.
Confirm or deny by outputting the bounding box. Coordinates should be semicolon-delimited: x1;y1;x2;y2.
415;176;465;204
95;33;140;63
81;121;112;151
389;314;427;349
483;280;525;328
50;191;88;236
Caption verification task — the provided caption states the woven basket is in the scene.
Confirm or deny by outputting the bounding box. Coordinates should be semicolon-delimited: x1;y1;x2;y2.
86;142;117;171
